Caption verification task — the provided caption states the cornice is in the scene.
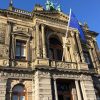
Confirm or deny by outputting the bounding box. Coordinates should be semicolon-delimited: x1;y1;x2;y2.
33;11;68;25
0;9;33;20
35;66;97;75
84;29;99;37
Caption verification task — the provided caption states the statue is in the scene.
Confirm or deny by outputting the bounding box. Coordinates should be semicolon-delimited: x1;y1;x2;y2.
46;0;55;11
56;4;61;12
50;1;55;11
46;0;51;10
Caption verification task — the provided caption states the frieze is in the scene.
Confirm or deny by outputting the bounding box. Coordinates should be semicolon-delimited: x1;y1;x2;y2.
55;61;77;69
13;25;29;32
53;73;92;81
53;73;80;80
38;71;50;78
0;72;33;79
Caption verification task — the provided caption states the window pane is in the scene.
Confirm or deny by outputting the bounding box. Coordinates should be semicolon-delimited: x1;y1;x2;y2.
12;95;18;100
56;49;62;60
16;42;21;46
21;46;26;57
49;48;54;59
20;96;25;100
16;46;20;56
16;40;26;59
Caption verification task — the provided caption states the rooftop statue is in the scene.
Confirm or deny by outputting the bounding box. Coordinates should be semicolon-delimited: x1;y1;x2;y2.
8;0;13;10
46;0;55;11
50;1;55;11
56;4;61;12
46;0;51;10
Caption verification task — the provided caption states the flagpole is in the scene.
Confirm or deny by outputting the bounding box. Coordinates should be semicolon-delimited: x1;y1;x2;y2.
62;8;72;61
66;8;72;37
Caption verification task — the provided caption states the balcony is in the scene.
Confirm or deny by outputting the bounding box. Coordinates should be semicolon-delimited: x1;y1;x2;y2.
49;60;77;70
34;58;97;73
34;58;78;71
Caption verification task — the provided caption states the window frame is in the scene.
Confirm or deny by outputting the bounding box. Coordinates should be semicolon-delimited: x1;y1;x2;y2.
15;40;26;60
49;37;63;61
83;51;93;68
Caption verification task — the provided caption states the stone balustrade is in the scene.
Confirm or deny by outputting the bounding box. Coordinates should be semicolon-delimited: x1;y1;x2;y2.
34;58;77;70
14;8;32;16
50;60;77;70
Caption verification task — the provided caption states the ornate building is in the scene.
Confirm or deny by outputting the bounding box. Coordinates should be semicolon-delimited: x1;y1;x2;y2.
0;1;100;100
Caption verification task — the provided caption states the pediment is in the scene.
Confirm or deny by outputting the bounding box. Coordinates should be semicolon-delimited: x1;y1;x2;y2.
13;25;31;37
34;10;68;22
13;32;30;37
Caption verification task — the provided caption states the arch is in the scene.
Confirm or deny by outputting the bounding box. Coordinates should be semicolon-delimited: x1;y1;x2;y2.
47;32;63;45
12;84;27;100
48;34;63;60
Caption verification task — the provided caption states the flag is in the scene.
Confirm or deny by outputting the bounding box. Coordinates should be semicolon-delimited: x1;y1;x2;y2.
62;9;86;61
68;9;86;42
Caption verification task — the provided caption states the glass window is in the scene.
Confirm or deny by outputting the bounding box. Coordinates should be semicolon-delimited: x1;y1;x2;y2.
49;36;63;60
83;51;93;68
12;84;26;100
16;40;26;60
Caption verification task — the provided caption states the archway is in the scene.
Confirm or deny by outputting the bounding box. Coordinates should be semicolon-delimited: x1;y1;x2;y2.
12;84;27;100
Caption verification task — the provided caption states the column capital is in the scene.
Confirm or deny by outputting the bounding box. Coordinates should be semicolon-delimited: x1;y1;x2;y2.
41;24;46;28
53;78;57;81
36;22;40;26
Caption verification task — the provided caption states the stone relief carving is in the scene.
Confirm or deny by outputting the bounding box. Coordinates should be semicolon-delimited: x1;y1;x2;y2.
56;61;77;69
13;25;29;32
0;45;9;58
0;32;5;43
0;23;6;44
0;71;33;79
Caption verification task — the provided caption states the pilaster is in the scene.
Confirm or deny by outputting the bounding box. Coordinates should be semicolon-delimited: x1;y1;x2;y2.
34;71;52;100
75;32;85;63
0;78;7;100
41;24;47;58
36;23;40;58
75;80;82;100
80;76;96;100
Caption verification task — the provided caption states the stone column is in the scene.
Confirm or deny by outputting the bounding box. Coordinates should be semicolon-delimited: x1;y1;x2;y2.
75;80;82;100
41;24;47;58
36;23;40;58
75;32;85;63
54;79;58;100
32;26;36;61
92;40;100;67
89;48;96;68
9;90;12;100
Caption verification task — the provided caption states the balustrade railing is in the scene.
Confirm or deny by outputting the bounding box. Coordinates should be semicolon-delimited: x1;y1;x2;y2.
49;60;77;70
14;8;32;16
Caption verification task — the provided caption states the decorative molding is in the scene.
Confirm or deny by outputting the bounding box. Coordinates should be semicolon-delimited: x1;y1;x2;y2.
0;71;33;79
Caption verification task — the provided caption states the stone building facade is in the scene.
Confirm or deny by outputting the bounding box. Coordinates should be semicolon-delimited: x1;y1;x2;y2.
0;2;100;100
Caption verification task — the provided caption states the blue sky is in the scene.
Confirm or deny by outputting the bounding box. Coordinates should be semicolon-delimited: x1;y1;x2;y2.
0;0;100;49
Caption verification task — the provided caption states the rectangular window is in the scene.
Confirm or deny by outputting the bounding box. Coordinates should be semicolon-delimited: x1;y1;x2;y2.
16;40;26;60
83;51;93;68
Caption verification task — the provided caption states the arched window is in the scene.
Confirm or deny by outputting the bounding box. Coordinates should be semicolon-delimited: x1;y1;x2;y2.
12;84;27;100
49;36;63;60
